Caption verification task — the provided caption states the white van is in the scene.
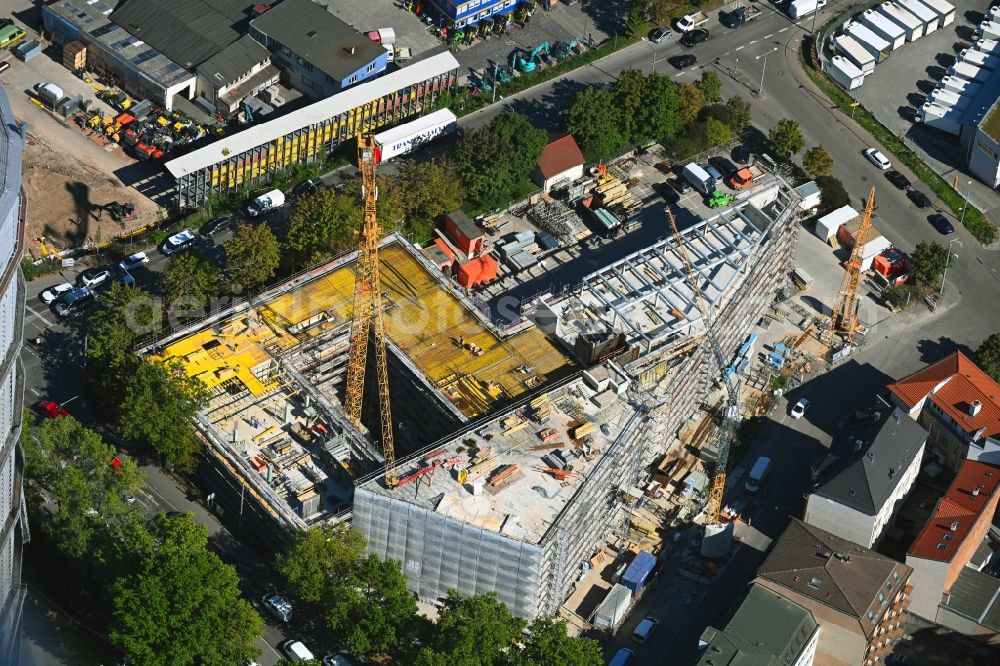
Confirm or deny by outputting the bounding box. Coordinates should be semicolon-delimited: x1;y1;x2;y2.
280;639;315;662
682;162;715;195
632;616;660;643
745;456;772;493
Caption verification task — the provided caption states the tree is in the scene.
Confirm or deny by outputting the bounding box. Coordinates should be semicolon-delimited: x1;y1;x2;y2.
285;189;360;265
327;555;417;655
23;417;146;562
625;0;651;39
768;118;805;158
159;252;220;309
802;145;834;178
275;523;366;604
563;86;628;162
510;617;604;666
391;160;463;242
111;516;263;666
976;334;1000;382
816;175;849;212
705;117;732;147
704;96;752;134
224;223;280;291
910;241;950;287
636;72;684;143
696;70;722;104
452;112;547;212
676;83;706;124
613;69;648;143
426;591;525;665
118;361;207;472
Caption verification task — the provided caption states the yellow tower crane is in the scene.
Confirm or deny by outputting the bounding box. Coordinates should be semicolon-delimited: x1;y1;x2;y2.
826;186;876;350
345;134;397;487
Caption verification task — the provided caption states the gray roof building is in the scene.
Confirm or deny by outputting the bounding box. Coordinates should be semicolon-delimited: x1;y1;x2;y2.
810;407;927;515
196;35;271;87
110;0;254;69
697;584;820;666
249;0;385;81
936;565;1000;633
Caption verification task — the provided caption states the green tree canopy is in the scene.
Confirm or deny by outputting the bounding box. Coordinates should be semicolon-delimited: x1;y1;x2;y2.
910;241;950;287
768;118;805;158
636;72;684;143
111;515;263;666
159;251;220;309
976;333;1000;382
510;617;604;666
390;160;463;242
425;591;526;665
328;555;417;655
275;523;367;604
705;117;732;147
118;361;207;472
696;70;722;104
802;145;834;178
286;188;361;266
704;96;752;134
453;112;547;212
563;86;628;161
224;223;281;291
676;83;706;124
816;175;849;212
613;69;648;143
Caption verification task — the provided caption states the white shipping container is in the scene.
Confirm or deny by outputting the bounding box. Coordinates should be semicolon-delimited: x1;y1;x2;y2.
974;39;1000;55
919;102;963;135
897;0;938;33
816;205;858;240
845;22;892;62
372;108;457;163
877;2;924;41
829;56;866;90
949;61;990;83
961;49;1000;71
861;10;907;49
977;20;1000;41
834;34;876;73
915;0;955;28
927;88;971;111
939;75;982;96
860;236;893;271
593;584;632;630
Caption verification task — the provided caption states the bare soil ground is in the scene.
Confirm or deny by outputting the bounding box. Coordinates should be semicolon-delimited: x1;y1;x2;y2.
21;132;161;257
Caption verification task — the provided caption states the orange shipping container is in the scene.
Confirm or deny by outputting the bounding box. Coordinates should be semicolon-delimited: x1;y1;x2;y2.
872;254;893;277
457;255;498;288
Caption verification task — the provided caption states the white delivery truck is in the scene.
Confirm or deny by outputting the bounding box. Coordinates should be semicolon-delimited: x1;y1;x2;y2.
682;162;715;194
247;189;286;216
789;0;827;19
372;108;457;163
745;456;772;493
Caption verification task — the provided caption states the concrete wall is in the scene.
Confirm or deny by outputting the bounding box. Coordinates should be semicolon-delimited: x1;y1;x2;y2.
905;557;947;620
968;126;1000;189
538;164;584;193
795;626;821;666
805;495;878;547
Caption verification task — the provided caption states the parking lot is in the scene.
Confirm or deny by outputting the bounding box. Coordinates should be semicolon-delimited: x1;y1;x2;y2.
849;0;1000;215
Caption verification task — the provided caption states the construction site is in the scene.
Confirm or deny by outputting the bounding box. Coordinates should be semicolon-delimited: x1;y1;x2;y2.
140;129;807;619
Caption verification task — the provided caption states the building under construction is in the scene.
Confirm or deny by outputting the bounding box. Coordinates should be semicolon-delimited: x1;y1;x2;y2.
144;176;800;616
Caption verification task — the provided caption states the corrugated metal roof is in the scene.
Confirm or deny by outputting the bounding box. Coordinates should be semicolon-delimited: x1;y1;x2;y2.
165;51;459;177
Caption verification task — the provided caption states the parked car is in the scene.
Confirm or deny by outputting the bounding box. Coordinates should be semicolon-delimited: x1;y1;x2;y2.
709;156;739;179
280;639;314;662
632;617;660;643
118;251;149;272
702;163;724;185
78;268;111;288
199;215;235;237
261;593;293;623
928;213;955;235
161;229;196;255
907;189;932;209
655;181;680;204
790;398;810;419
863;148;891;170
322;655;352;666
36;400;68;418
669;54;697;69
650;27;672;43
53;287;93;317
680;28;709;47
40;282;73;304
111;272;135;287
292;177;324;196
732;145;752;164
672;177;692;194
885;170;911;190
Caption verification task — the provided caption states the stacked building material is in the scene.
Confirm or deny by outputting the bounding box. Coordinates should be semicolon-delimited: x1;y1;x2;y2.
593;173;641;218
528;199;591;246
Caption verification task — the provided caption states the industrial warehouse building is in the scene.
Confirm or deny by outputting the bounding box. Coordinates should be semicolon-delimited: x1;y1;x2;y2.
143;176;801;618
166;50;459;208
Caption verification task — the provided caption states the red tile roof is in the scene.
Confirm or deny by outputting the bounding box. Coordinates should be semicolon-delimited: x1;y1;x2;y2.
908;460;1000;561
887;351;1000;439
536;134;585;179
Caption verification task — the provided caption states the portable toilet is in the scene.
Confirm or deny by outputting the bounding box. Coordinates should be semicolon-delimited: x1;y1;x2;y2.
834;34;876;74
897;0;938;34
861;9;907;49
829;56;866;90
877;2;924;41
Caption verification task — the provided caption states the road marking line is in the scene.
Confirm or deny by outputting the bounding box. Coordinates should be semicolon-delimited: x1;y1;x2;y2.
764;34;773;38
24;306;53;327
29;387;39;396
722;51;729;56
779;27;788;32
749;40;757;45
736;45;744;50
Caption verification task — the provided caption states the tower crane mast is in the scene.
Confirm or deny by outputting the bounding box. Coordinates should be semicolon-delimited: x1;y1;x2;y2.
345;134;397;487
665;210;740;524
825;186;876;351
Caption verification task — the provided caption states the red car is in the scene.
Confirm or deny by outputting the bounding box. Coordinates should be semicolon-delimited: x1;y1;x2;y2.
36;400;68;418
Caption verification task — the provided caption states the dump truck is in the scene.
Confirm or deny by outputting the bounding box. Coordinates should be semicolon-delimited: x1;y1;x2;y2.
721;5;762;28
676;12;710;32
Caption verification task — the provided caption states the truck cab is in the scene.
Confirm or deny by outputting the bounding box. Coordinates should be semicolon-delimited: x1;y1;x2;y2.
676;12;709;32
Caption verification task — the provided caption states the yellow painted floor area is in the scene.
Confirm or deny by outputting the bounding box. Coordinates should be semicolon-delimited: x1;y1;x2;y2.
154;243;575;418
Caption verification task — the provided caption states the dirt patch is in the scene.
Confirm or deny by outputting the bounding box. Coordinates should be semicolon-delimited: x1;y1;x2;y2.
21;133;161;257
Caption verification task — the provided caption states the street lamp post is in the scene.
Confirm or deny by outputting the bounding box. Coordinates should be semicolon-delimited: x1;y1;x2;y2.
755;47;778;95
491;62;499;104
644;40;656;74
939;238;963;294
959;180;973;228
